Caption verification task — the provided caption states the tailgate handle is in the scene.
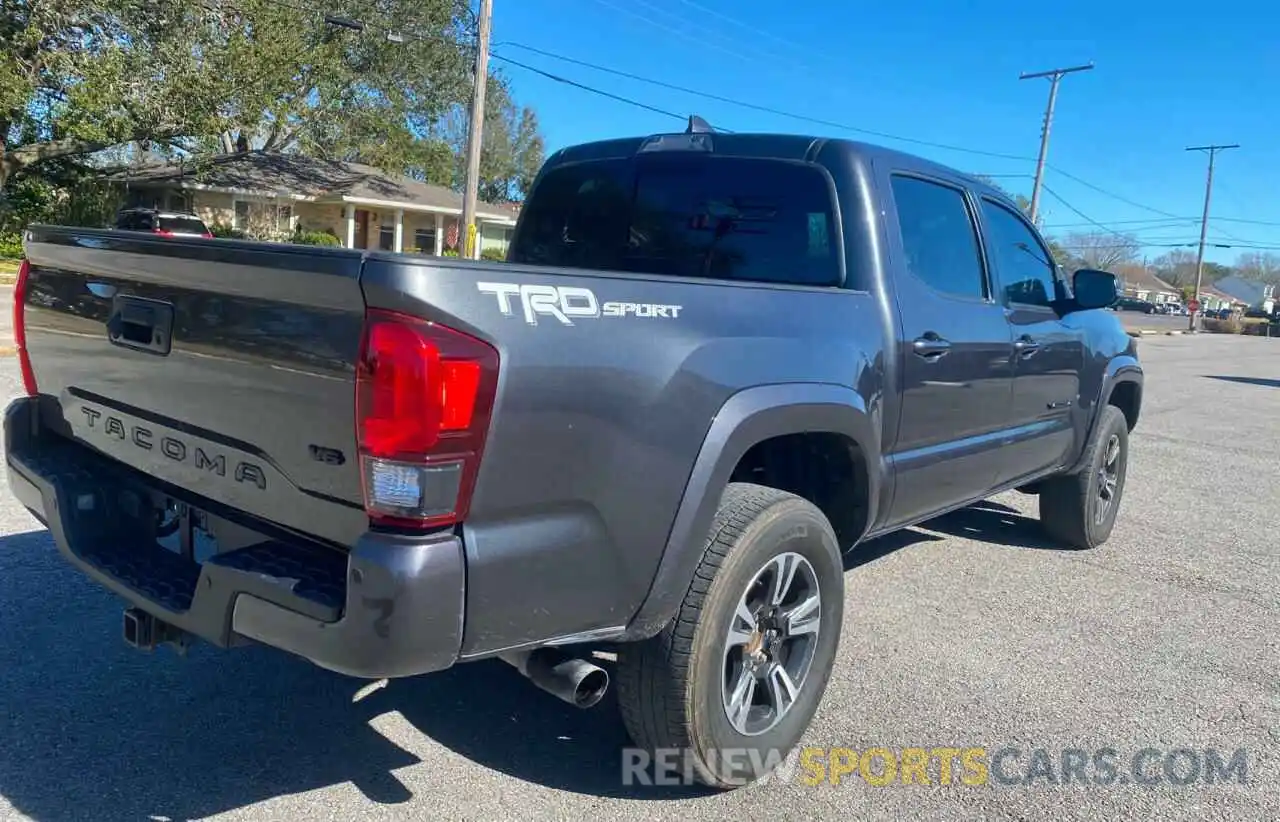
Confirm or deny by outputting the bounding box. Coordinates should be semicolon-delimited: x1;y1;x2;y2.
108;295;175;356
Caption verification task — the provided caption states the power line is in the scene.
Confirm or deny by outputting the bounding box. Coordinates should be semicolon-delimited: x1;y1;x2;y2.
668;0;820;59
1040;184;1140;242
584;0;768;65
1044;163;1182;218
490;54;686;121
497;42;1035;161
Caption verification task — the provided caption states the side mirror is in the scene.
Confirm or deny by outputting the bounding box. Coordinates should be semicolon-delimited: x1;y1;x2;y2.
1072;268;1120;311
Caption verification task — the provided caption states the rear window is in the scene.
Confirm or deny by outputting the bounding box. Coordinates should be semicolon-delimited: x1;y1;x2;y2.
158;215;209;234
509;156;841;286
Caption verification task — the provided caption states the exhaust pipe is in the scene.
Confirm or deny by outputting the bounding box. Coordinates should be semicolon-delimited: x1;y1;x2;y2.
499;647;610;709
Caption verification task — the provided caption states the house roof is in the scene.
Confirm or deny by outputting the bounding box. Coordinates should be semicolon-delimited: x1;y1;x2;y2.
104;150;521;222
1113;265;1179;295
1200;283;1245;303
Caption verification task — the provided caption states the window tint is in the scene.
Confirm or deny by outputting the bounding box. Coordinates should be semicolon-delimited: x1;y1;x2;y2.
158;215;209;234
509;156;841;286
890;175;986;299
980;199;1059;307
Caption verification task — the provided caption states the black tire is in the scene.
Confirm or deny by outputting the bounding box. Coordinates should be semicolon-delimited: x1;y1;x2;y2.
615;482;844;789
1039;405;1129;549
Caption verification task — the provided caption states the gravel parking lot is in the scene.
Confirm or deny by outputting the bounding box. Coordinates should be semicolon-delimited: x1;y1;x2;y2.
0;335;1276;821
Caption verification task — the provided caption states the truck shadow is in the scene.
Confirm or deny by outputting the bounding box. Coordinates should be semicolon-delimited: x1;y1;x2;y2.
921;499;1068;551
1204;374;1280;389
0;527;712;821
0;499;1063;818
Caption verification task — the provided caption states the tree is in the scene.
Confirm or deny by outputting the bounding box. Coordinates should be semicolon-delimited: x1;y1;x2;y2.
1060;231;1141;271
439;73;545;202
972;175;1032;217
1234;251;1280;284
0;0;484;189
1152;249;1197;287
212;0;472;167
0;0;227;189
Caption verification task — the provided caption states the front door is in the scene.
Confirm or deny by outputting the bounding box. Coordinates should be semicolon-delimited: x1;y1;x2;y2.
355;210;371;249
977;197;1086;486
881;173;1017;529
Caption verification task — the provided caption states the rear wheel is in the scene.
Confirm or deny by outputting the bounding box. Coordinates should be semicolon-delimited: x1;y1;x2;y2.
615;482;844;789
1039;405;1129;549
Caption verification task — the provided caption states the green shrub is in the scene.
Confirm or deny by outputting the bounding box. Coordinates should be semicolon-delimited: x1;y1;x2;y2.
209;222;248;240
1203;317;1243;334
292;228;341;246
1241;318;1273;337
0;232;24;259
442;248;460;257
480;247;506;262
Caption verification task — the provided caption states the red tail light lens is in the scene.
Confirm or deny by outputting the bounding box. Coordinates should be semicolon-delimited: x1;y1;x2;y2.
13;259;36;396
355;310;499;530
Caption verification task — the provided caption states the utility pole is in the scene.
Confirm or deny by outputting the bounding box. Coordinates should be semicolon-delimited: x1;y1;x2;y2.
1020;63;1094;224
1186;143;1239;331
460;0;493;260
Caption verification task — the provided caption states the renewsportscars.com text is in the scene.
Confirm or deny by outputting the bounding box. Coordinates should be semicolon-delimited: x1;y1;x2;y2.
621;746;1251;788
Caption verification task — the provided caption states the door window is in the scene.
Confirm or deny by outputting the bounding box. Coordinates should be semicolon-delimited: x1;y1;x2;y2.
890;175;987;300
980;199;1060;308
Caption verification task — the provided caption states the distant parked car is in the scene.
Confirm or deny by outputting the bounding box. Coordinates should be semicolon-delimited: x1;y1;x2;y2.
114;208;213;238
1115;296;1156;313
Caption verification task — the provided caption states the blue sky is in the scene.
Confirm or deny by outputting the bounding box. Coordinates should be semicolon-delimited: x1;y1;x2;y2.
490;0;1279;265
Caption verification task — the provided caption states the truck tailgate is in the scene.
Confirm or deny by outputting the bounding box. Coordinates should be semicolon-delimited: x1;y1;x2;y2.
20;228;369;546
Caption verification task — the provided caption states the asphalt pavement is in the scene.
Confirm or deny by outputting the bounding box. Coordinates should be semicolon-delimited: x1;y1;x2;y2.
1115;310;1195;333
0;335;1276;821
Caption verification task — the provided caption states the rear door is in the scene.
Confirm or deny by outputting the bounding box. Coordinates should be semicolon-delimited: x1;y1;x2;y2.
976;196;1086;486
881;173;1016;528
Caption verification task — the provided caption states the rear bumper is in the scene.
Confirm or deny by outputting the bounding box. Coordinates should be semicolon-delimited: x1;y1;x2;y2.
4;396;465;679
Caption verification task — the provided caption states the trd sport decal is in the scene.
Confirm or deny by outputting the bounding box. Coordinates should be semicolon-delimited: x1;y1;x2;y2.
476;282;682;326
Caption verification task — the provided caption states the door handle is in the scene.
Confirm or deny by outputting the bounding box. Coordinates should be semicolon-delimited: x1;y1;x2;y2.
912;334;951;360
1014;335;1040;357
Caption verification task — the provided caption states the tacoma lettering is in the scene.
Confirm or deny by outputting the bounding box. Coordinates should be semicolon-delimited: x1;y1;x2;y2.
79;406;265;490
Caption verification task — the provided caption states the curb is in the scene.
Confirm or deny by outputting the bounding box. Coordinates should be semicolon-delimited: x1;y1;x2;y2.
0;273;16;286
1127;328;1192;338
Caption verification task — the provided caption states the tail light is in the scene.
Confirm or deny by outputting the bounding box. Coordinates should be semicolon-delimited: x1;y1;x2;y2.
356;309;499;530
13;259;36;396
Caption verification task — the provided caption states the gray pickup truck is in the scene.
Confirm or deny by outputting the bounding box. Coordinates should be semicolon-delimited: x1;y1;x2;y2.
7;122;1142;789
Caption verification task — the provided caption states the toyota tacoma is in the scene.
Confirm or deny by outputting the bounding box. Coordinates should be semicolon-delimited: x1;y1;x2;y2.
7;121;1142;789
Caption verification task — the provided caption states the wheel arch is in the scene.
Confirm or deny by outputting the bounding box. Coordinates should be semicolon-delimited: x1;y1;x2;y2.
620;383;880;640
1068;357;1142;474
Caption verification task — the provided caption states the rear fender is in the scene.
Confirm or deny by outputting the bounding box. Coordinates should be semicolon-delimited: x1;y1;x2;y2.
621;383;879;640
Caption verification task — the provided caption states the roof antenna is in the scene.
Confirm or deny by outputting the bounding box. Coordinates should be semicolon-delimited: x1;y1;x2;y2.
686;115;715;134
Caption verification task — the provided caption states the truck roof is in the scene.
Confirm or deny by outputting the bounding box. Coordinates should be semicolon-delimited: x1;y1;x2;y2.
544;125;1003;198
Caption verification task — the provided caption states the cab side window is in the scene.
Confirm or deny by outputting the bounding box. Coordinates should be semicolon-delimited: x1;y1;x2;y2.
980;199;1059;308
890;175;987;300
